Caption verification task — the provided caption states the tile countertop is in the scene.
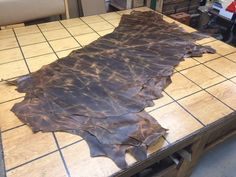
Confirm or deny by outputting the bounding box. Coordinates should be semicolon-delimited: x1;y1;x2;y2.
0;6;236;177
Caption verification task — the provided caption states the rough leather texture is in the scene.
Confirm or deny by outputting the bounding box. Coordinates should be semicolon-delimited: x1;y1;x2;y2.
11;11;215;169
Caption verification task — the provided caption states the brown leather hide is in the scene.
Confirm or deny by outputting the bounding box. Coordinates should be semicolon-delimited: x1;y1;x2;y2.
11;11;215;169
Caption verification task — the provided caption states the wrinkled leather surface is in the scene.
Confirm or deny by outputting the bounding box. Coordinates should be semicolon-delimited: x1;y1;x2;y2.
11;11;215;169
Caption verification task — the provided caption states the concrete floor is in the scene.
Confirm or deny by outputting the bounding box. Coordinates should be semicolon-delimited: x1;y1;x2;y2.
191;135;236;177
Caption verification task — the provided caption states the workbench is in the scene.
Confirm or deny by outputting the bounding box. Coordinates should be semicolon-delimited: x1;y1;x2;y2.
0;7;236;177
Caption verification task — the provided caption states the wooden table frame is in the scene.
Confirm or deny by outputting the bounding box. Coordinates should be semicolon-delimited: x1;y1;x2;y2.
115;112;236;177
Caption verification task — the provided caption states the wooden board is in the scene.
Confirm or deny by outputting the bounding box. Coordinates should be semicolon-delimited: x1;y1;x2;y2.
0;7;235;177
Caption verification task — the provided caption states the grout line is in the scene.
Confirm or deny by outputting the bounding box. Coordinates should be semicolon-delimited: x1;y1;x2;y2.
0;131;7;177
58;21;83;47
80;18;107;37
36;25;60;60
1;124;25;134
176;71;235;111
0;96;24;105
12;29;31;75
147;100;175;113
60;139;84;150
164;91;206;127
6;150;58;172
52;133;71;177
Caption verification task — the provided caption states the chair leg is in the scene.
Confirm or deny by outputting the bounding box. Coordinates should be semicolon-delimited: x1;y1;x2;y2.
64;0;70;19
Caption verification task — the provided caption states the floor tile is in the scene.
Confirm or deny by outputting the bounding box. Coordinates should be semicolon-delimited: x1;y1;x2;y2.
6;152;68;177
0;37;18;50
43;29;71;41
149;102;203;143
178;91;233;125
0;99;24;132
194;53;221;63
205;58;236;78
117;9;133;15
225;52;236;63
0;60;29;80
145;92;173;112
21;42;53;58
49;37;80;52
175;58;200;71
62;141;121;177
60;18;85;28
99;12;121;20
0;29;15;39
81;15;105;24
26;53;57;72
2;126;57;169
56;47;80;58
67;25;94;36
206;81;236;110
0;81;25;103
17;33;46;46
75;33;100;46
14;25;40;36
89;21;114;32
55;132;82;148
179;24;197;33
205;40;236;55
38;21;64;32
107;19;121;27
0;48;23;64
97;29;114;36
165;73;201;100
180;65;226;89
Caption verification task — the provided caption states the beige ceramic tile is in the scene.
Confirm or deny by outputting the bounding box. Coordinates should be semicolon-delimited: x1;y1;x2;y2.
14;25;40;36
134;7;153;11
179;24;197;33
0;29;15;39
62;141;121;177
43;29;71;41
89;21;114;32
194;53;221;63
2;126;57;169
0;99;24;131
107;19;121;27
75;33;100;46
175;58;200;71
0;60;29;80
178;91;233;125
180;65;226;88
0;48;23;64
205;58;236;78
55;132;82;148
0;81;25;103
149;103;203;143
61;18;85;28
225;52;236;62
117;9;133;15
67;25;94;36
231;77;236;83
38;21;63;32
165;73;201;100
100;12;121;20
97;29;115;36
145;92;173;112
7;152;67;177
26;53;57;72
0;37;18;50
81;15;105;24
56;47;80;58
196;37;216;45
206;81;236;110
49;37;80;52
205;40;236;55
22;42;53;58
17;33;46;46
